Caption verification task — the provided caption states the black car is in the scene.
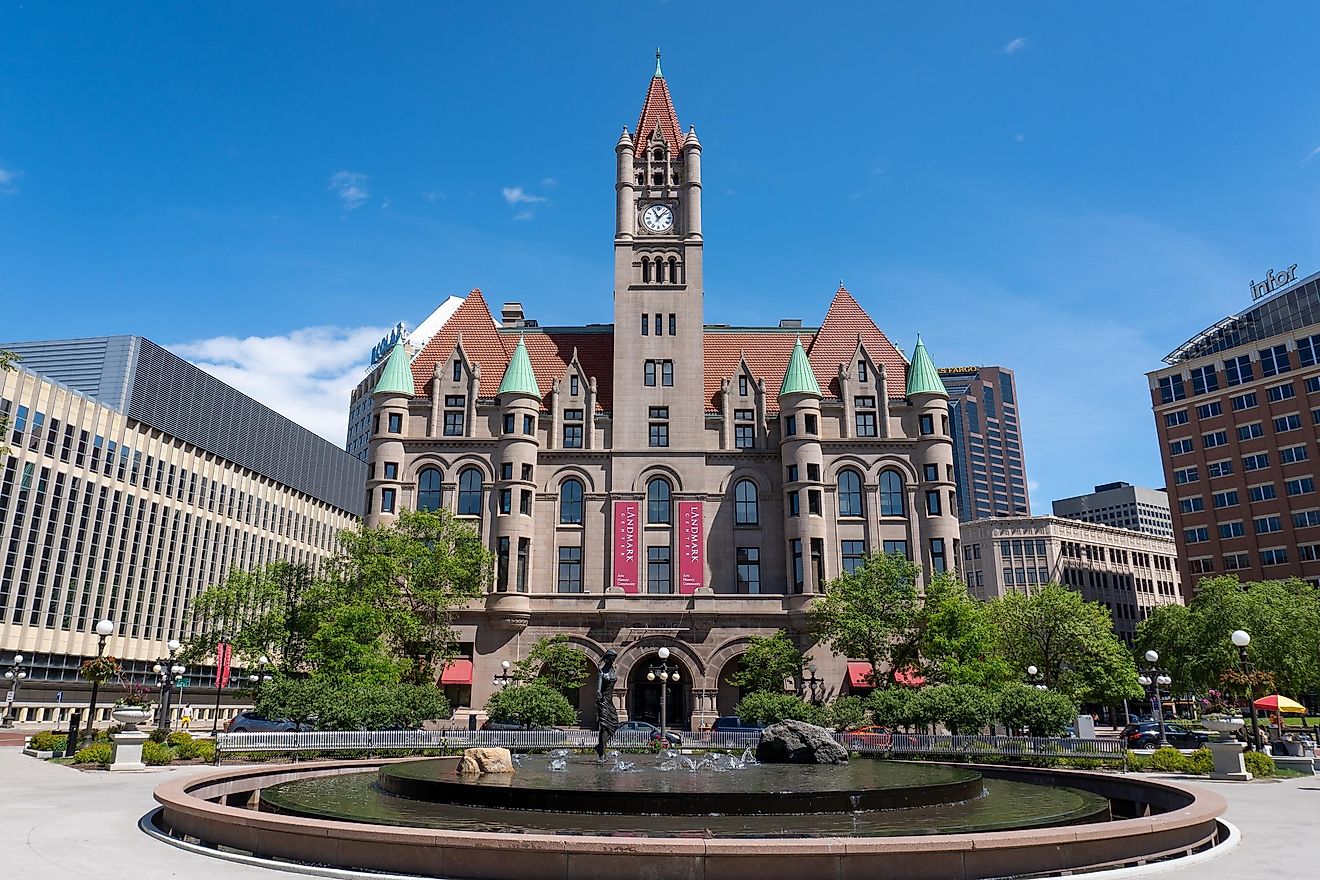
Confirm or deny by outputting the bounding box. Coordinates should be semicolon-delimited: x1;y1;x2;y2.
225;711;311;733
614;720;682;747
1122;722;1208;749
709;716;764;736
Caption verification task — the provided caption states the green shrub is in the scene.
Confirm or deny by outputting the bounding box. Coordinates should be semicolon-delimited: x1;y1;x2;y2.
256;677;451;730
147;728;170;743
483;681;578;728
173;739;203;759
826;695;868;731
1146;747;1188;773
866;687;920;730
166;730;194;747
1185;748;1213;775
994;685;1077;736
733;691;830;727
1125;750;1148;771
30;731;67;752
142;741;174;766
192;739;216;761
1245;750;1276;778
73;743;113;765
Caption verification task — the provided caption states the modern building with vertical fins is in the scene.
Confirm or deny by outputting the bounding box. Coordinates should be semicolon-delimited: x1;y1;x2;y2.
939;365;1031;520
363;57;961;730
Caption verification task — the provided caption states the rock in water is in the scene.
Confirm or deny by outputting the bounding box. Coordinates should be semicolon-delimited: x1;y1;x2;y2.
755;719;849;765
457;747;515;775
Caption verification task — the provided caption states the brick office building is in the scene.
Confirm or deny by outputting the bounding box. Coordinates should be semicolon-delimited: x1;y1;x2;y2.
360;58;962;729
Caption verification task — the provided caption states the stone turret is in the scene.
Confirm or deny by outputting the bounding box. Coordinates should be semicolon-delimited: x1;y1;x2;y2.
491;337;540;600
778;338;829;598
906;335;959;579
366;343;413;527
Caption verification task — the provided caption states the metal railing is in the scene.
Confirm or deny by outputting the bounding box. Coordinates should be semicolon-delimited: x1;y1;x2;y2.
215;729;1123;762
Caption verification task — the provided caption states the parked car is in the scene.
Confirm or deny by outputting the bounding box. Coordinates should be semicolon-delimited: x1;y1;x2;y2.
840;725;893;749
225;711;312;733
614;720;682;747
710;716;764;735
1121;722;1208;750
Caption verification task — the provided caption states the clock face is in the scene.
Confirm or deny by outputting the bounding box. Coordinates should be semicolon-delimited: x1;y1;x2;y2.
642;203;674;233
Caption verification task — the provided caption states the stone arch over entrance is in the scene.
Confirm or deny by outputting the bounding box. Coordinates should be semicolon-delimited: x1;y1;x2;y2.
625;650;693;730
706;636;760;718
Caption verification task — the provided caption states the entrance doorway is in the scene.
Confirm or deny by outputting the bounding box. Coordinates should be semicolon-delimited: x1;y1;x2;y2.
628;653;690;730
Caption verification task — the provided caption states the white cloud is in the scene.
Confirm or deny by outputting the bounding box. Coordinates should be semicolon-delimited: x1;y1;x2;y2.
513;209;536;222
329;171;370;210
1002;37;1029;55
0;164;21;195
1303;145;1320;164
169;325;388;446
502;186;548;205
540;177;559;189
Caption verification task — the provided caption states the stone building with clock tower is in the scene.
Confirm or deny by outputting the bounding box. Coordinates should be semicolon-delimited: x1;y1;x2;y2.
363;55;961;730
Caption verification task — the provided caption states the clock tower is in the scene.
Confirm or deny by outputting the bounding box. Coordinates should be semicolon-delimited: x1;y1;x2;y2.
612;52;705;449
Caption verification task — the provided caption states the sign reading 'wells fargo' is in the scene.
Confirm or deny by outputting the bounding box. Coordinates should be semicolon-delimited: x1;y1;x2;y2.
612;501;640;593
677;500;704;594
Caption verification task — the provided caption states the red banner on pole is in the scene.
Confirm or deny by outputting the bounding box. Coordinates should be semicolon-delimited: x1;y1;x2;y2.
678;500;704;594
216;641;232;689
613;501;640;593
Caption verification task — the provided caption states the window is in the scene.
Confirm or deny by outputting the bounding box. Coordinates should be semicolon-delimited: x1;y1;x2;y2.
879;470;905;515
559;479;584;524
805;413;818;435
837;470;864;517
787;490;800;516
669;314;677;335
649;422;669;447
452;359;462;382
457;468;483;515
557;547;583;593
501;462;513;480
808;489;822;515
1298;334;1320;366
1190;365;1219;395
734;479;759;525
1237;423;1264;441
1243;453;1270;471
1207;460;1234;477
736;547;761;593
1281;444;1309;463
786;464;798;482
790;539;804;592
1254;515;1283;534
734;425;755;449
1178;496;1205;513
858;361;869;383
570;375;580;396
417;467;443;511
925;490;942;516
522;414;534;435
784;415;797;436
1293;509;1320;528
1159;375;1187;403
1164;410;1189;427
1261;547;1289;566
387;413;403;433
383;462;399;480
516;538;530;592
921;463;937;482
1259;344;1291;377
738;375;749;396
882;539;909;559
519;488;533;515
841;540;866;573
919;414;935;435
1224;552;1251;571
647;547;672;593
661;360;674;386
1249;484;1277;502
443;411;464;436
1213;490;1239;509
1218;521;1245;539
381;488;396;513
930;538;948;574
1287;477;1315;496
1202;430;1228;449
1268;383;1296;402
1196;401;1222;419
1224;355;1253;386
647;479;671;524
1169;438;1193;455
1274;414;1302;432
503;413;515;434
497;537;510;590
641;314;649;336
1231;392;1257;411
1184;527;1209;543
644;361;656;386
563;424;583;448
499;488;512;514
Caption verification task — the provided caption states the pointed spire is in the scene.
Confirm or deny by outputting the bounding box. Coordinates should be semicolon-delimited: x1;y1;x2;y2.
498;335;540;398
373;343;414;397
655;47;663;78
906;334;948;398
779;336;822;397
634;54;682;158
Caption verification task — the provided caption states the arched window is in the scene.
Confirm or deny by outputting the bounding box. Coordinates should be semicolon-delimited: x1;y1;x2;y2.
642;259;651;283
654;257;665;284
734;479;759;525
879;470;905;517
653;148;665;162
560;478;584;525
457;468;483;516
652;171;664;186
417;467;443;512
838;470;864;518
647;478;672;524
668;257;679;284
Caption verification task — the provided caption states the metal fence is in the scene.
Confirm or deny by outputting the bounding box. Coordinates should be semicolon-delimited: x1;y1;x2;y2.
215;729;1123;762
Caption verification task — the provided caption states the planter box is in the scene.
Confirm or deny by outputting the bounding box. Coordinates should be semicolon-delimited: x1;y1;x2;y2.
22;748;55;759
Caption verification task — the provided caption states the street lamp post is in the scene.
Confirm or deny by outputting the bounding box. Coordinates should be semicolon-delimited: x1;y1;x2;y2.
85;619;116;742
1138;649;1172;749
153;639;183;730
647;647;681;744
2;654;29;728
492;659;517;688
1232;630;1262;751
247;655;271;703
1026;665;1046;690
801;663;823;703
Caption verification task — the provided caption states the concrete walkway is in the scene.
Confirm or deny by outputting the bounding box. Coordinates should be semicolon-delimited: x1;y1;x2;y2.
0;746;1314;879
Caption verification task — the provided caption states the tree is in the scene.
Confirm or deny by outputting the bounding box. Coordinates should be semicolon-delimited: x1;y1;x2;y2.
181;561;317;671
911;573;1015;689
0;350;16;459
866;687;920;731
484;682;578;728
995;685;1077;736
256;678;449;730
810;552;920;686
331;510;491;685
990;583;1142;705
513;634;588;693
725;630;804;695
733;691;829;727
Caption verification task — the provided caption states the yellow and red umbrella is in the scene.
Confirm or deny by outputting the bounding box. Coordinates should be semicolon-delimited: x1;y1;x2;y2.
1253;694;1307;713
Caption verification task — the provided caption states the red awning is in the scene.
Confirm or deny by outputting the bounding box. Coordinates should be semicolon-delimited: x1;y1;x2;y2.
440;659;473;685
846;662;926;689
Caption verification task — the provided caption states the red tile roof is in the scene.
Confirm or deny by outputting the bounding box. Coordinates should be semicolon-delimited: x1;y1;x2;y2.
807;286;908;398
703;331;809;416
634;74;683;158
520;331;614;412
409;289;510;398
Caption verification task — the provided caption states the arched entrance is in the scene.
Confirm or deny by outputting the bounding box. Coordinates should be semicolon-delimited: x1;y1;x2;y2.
716;654;750;718
571;656;600;730
628;652;691;729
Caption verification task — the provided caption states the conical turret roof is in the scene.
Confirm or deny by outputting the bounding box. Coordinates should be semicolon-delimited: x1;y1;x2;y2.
906;334;948;398
373;343;414;397
779;337;822;397
498;336;540;397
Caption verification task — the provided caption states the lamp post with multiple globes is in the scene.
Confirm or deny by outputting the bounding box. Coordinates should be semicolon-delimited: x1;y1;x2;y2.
1137;649;1172;749
248;655;272;701
152;639;184;730
492;659;517;688
1026;665;1047;690
84;618;116;742
2;654;29;728
647;647;681;743
1231;630;1262;751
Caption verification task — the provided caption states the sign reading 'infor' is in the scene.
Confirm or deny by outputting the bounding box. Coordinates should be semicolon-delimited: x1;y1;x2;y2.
1250;263;1299;301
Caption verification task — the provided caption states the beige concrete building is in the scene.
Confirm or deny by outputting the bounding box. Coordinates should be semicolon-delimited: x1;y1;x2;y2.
0;341;361;728
362;59;962;729
959;516;1183;643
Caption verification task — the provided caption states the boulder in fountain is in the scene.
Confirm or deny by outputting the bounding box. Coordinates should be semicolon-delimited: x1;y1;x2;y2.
756;719;849;765
458;747;515;775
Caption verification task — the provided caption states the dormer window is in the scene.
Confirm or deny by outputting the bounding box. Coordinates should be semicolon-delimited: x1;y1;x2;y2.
858;361;869;383
738;375;748;396
652;171;664;185
570;375;580;396
653;148;665;162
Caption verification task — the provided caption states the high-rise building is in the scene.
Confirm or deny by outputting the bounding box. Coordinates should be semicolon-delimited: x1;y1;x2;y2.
1052;482;1173;538
958;516;1183;644
939;366;1031;520
0;337;363;727
1149;268;1320;592
361;58;962;728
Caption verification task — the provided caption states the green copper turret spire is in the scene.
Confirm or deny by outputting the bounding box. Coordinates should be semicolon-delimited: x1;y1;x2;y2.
373;342;414;397
655;47;663;78
779;337;822;397
906;334;948;398
498;336;540;397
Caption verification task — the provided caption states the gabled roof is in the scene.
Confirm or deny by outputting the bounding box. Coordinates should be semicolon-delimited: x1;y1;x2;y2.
498;336;540;397
779;337;822;397
520;331;614;411
409;289;510;398
807;286;908;398
906;334;948;398
634;67;682;158
703;331;804;416
373;342;414;397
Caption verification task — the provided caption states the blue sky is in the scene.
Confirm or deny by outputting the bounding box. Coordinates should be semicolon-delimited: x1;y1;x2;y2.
5;3;1320;510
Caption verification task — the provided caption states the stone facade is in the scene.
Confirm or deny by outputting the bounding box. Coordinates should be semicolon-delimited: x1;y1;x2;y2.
363;60;960;730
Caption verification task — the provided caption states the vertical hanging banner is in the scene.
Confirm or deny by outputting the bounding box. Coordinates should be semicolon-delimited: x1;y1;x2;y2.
678;500;704;594
216;641;233;689
612;501;640;593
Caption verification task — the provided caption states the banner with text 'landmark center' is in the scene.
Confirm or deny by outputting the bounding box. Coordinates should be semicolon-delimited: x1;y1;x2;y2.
678;500;704;594
612;500;640;593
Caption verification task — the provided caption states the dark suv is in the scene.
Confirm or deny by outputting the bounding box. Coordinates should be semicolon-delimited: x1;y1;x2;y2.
709;716;764;738
1122;722;1208;749
225;712;311;733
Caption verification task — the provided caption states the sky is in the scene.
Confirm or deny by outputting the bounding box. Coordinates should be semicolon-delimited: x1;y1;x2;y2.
6;3;1320;511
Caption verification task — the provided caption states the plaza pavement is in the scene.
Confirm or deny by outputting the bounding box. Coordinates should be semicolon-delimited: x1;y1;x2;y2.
0;744;1314;879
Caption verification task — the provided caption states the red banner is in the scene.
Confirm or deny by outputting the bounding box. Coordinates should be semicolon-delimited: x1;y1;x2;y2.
216;641;232;689
678;500;704;594
612;501;640;593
